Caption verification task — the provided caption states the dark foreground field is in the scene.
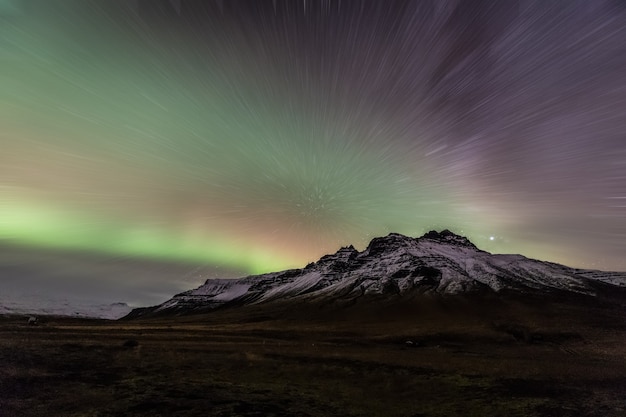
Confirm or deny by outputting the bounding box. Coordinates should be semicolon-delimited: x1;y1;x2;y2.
1;294;625;417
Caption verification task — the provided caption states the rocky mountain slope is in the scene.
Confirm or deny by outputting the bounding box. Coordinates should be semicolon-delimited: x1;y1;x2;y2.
127;230;626;318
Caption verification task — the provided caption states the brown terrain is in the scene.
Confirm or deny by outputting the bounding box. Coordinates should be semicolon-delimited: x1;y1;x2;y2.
1;292;625;416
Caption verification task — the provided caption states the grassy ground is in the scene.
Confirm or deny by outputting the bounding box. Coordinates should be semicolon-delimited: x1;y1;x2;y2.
1;295;625;416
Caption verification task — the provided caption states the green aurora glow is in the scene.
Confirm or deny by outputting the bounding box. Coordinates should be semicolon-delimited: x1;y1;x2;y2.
2;1;625;280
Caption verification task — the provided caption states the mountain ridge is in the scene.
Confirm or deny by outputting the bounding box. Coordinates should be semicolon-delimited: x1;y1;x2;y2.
126;230;626;318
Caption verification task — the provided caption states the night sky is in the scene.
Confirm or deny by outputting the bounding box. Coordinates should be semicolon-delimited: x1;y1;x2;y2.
1;0;625;308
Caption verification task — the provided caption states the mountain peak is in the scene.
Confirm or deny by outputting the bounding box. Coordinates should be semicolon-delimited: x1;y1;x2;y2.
365;233;415;256
419;230;478;249
337;244;357;252
315;244;358;265
364;230;480;256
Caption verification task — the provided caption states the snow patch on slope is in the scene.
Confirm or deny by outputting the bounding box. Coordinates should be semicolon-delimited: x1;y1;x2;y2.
211;284;251;301
258;271;323;301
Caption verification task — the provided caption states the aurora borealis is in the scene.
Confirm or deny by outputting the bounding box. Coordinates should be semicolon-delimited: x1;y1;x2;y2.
1;1;626;307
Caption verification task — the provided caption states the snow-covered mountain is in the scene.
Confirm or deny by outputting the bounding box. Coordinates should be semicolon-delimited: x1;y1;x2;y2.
127;230;626;317
0;296;132;320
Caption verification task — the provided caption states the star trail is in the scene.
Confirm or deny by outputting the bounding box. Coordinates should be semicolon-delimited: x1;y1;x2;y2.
1;0;625;306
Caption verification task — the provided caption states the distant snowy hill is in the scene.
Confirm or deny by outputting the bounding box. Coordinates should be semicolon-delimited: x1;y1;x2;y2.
0;296;131;319
127;230;626;318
